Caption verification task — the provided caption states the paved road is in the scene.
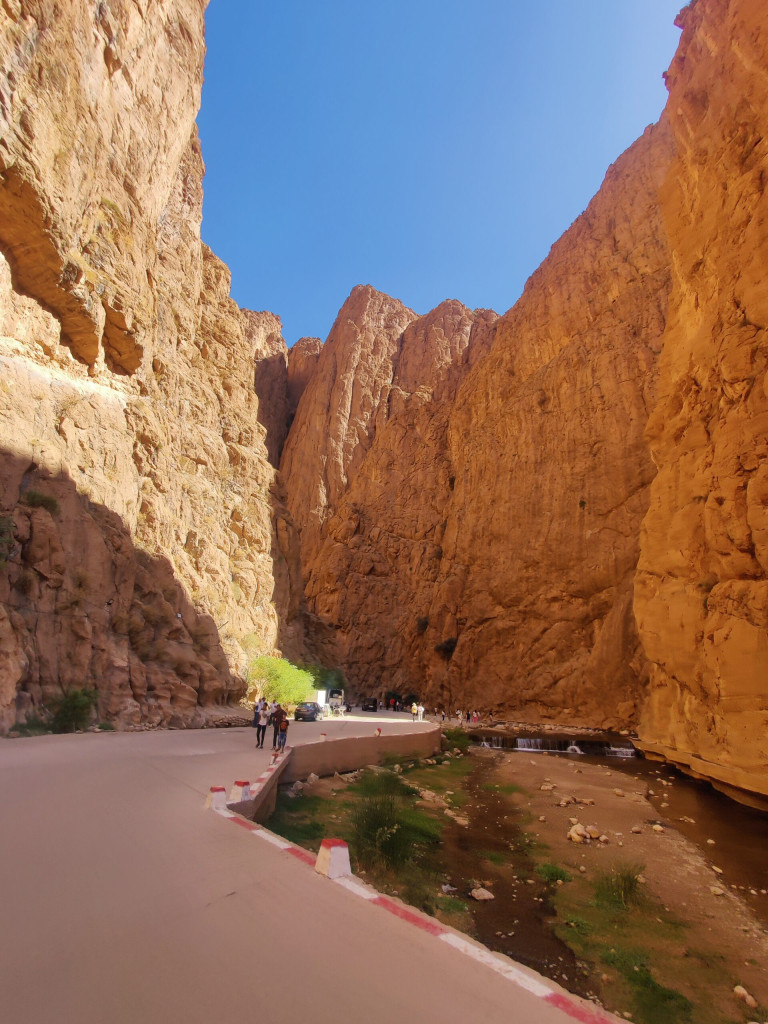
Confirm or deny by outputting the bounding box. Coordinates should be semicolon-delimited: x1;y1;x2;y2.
0;719;615;1023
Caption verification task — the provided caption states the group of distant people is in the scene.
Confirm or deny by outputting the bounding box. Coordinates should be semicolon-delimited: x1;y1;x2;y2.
252;698;289;751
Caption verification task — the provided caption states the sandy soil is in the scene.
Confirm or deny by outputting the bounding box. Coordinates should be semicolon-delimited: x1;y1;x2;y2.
484;748;768;1015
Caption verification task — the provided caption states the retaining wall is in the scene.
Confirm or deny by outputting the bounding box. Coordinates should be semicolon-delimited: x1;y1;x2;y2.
282;724;441;783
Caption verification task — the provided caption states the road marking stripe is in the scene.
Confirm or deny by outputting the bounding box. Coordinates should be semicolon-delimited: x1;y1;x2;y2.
333;877;377;900
439;932;551;996
371;895;447;935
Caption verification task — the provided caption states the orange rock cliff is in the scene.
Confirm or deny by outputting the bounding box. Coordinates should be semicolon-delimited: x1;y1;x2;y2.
0;1;766;803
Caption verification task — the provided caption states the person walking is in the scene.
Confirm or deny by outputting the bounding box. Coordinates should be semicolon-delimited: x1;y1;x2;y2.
255;704;269;748
411;702;418;721
417;703;424;721
271;703;286;750
277;713;289;753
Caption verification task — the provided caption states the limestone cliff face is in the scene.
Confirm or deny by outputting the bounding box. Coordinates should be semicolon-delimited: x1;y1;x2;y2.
282;124;673;728
634;0;768;800
0;1;297;731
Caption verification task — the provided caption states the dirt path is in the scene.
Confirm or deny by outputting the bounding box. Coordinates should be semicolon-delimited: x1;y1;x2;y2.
483;748;768;1019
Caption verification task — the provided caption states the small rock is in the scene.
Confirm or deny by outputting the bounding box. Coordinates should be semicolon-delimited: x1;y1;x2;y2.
630;826;642;834
579;865;587;873
538;815;547;822
710;886;725;896
470;887;495;901
706;838;715;845
586;825;601;839
599;835;610;844
613;789;625;798
540;783;556;792
712;865;723;874
733;985;758;1010
652;824;665;833
306;772;319;785
569;816;579;826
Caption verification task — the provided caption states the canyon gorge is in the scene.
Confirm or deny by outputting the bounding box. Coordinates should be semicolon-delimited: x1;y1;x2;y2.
0;0;766;807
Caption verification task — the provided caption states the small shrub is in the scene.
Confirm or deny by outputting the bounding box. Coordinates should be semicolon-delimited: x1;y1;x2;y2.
537;862;572;884
50;688;98;733
0;515;13;564
441;727;470;752
14;714;52;737
20;490;60;515
97;721;115;731
594;863;645;910
434;637;457;659
14;570;35;596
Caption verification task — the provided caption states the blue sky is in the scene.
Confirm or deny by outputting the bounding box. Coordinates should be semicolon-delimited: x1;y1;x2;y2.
197;2;683;346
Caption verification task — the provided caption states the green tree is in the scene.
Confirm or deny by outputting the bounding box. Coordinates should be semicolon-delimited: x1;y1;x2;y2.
244;654;316;707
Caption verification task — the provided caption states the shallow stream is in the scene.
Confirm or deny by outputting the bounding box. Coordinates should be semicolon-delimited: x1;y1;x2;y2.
468;732;768;929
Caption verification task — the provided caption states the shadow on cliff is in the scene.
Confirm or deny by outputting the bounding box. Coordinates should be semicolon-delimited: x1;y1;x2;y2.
0;450;244;733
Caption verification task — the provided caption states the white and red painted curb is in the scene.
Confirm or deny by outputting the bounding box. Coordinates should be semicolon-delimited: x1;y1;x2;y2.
206;778;620;1024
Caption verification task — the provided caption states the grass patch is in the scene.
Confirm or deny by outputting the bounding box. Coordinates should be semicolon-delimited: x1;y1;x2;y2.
480;849;508;866
537;862;572;884
441;727;470;752
269;792;329;847
601;948;692;1024
13;714;52;737
593;863;645;911
20;490;60;515
482;781;523;795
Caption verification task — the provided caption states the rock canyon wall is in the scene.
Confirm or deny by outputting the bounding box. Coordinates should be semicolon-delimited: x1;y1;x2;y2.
279;0;767;800
634;0;768;801
0;0;766;803
0;0;302;731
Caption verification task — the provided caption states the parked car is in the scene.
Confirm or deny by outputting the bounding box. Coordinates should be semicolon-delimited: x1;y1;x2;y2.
294;701;326;722
360;697;378;712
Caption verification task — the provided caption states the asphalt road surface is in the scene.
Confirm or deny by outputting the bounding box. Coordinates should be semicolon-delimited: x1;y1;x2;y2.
0;718;617;1023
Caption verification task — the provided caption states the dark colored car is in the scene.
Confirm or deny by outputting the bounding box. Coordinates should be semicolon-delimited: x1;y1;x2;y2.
360;697;378;712
294;701;326;722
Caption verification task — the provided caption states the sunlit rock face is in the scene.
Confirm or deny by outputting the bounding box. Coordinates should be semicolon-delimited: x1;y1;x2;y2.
281;123;674;730
0;0;300;731
634;0;768;802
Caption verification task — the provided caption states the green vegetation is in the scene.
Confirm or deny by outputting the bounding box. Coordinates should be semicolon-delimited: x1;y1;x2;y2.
20;490;60;516
482;781;523;795
268;758;473;929
13;714;52;737
537;862;572;884
480;849;509;866
240;637;346;709
50;688;98;732
241;650;316;707
593;863;645;911
0;515;12;565
601;948;692;1024
441;726;470;752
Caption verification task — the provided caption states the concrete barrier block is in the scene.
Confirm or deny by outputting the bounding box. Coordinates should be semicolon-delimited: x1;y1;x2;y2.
205;786;228;811
315;838;351;879
229;780;252;802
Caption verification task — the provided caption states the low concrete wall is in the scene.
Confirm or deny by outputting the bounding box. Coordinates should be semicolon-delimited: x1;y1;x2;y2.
282;724;441;783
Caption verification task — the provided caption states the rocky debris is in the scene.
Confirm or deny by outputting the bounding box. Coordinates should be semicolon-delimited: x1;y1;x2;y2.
306;773;319;785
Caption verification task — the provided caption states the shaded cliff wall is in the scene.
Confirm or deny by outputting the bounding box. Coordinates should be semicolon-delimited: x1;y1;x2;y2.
0;1;298;730
635;0;768;800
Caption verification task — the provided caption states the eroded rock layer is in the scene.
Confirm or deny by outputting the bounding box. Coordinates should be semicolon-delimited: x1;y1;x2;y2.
634;0;768;800
0;0;300;730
